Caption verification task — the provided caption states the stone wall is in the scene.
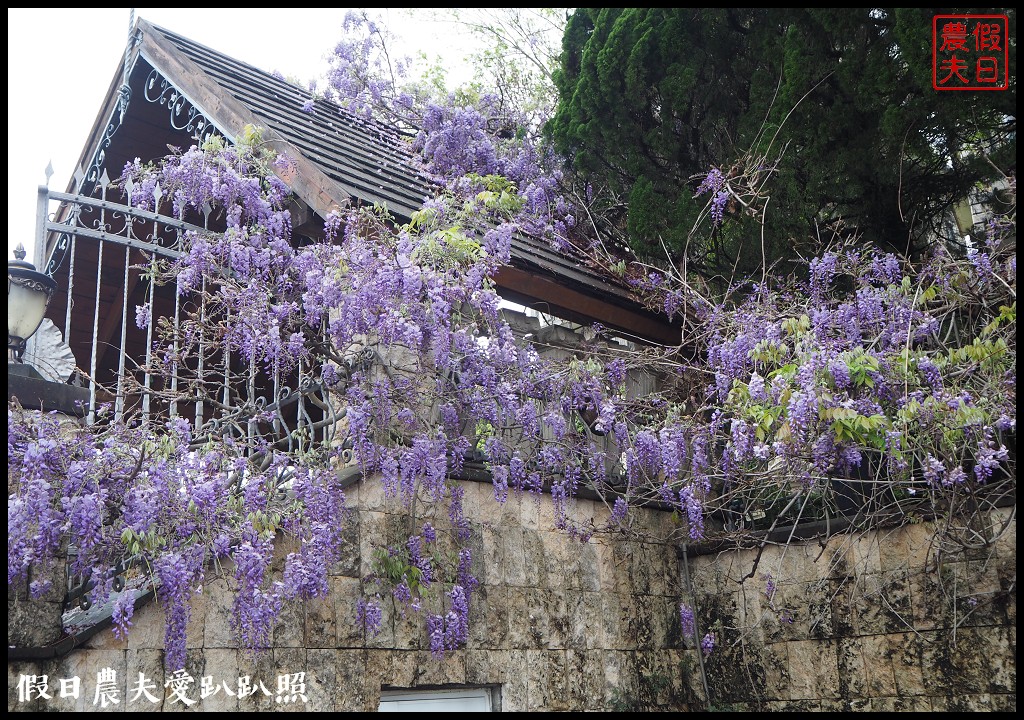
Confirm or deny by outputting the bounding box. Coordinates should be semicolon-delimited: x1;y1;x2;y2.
678;506;1016;711
8;469;1015;712
8;477;690;712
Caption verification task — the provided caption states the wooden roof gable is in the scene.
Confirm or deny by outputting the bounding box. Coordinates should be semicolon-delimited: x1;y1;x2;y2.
70;17;681;345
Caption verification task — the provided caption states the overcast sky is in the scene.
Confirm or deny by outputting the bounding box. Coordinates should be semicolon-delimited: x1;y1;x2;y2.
7;8;480;264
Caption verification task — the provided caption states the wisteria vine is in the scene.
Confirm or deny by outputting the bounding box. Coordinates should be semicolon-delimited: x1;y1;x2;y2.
8;12;1016;671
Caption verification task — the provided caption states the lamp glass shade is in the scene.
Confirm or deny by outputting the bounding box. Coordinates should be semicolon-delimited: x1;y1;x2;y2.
8;279;50;344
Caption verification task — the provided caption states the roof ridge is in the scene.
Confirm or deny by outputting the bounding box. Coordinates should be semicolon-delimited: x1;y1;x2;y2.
140;17;416;150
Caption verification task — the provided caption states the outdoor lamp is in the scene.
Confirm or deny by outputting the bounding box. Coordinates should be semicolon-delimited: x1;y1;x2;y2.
8;243;57;362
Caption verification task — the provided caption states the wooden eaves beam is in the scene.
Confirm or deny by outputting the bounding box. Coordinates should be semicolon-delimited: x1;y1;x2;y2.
494;266;682;347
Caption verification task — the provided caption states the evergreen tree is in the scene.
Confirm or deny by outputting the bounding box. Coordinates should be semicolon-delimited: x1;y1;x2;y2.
547;8;1016;281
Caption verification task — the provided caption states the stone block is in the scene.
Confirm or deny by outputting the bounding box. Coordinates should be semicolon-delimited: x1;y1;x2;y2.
464;648;505;686
162;648;206;713
575;540;601;592
951;627;1016;695
468;584;507;650
787;639;840;700
480;527;506;587
33;652;91;712
987;507;1015;561
495;489;524;528
359;479;386;512
231;647;275;713
851;570;912;636
392;597;425;650
197;648;240;711
609;540;638;595
7;598;64;649
759;542;829;586
868;695;933;712
932;693;1016;712
759;641;791;702
627;594;660;650
363;593;396;649
331;650;369;711
629;544;655;596
601;650;636;709
877;522;933;573
581;591;607;650
304;593;336;649
859;633;898;696
906;567;945;631
124;648;168;710
524;587;550;649
539;530;570;590
380;649;412;687
303;648;338;711
765;699;822;711
562;590;589;650
652;595;682;650
521;493;541;531
411;648;466;687
762;579;836;642
592;536;619;592
526;649;567;711
499;650;529;711
202;579;239;649
502;528;528;587
677;650;707;705
82;622;130;652
333;576;366;648
886;632;926;697
599;592;623;650
503;586;531;650
565;649;604;710
357;511;387;578
686;551;729;593
331;511;361;577
521;529;549;589
846;533;882;576
536;492;558;532
836;637;868;700
267;648;307;712
544;587;570;649
271;595;305;649
818;533;854;578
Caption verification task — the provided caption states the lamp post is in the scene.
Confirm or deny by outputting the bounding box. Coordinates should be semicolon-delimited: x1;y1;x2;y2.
8;243;56;365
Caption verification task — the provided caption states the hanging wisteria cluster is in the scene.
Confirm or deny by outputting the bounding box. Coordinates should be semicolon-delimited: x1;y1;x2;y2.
7;12;1016;671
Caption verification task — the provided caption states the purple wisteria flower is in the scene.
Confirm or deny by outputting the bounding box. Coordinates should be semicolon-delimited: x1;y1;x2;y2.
392;581;412;606
694;167;729;224
134;303;151;329
974;442;1009;482
421;523;436;544
112;592;136;640
967;248;994;281
356;597;383;636
610;497;628;527
679;603;696;640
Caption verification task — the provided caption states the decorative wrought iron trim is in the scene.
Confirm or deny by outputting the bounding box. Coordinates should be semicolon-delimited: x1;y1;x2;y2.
42;182;207;276
143;67;225;145
81;29;143;193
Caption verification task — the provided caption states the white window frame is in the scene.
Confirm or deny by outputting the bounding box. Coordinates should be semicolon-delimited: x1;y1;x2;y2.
379;686;498;712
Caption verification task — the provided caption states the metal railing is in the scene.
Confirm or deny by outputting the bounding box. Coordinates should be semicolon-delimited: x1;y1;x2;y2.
37;164;344;456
